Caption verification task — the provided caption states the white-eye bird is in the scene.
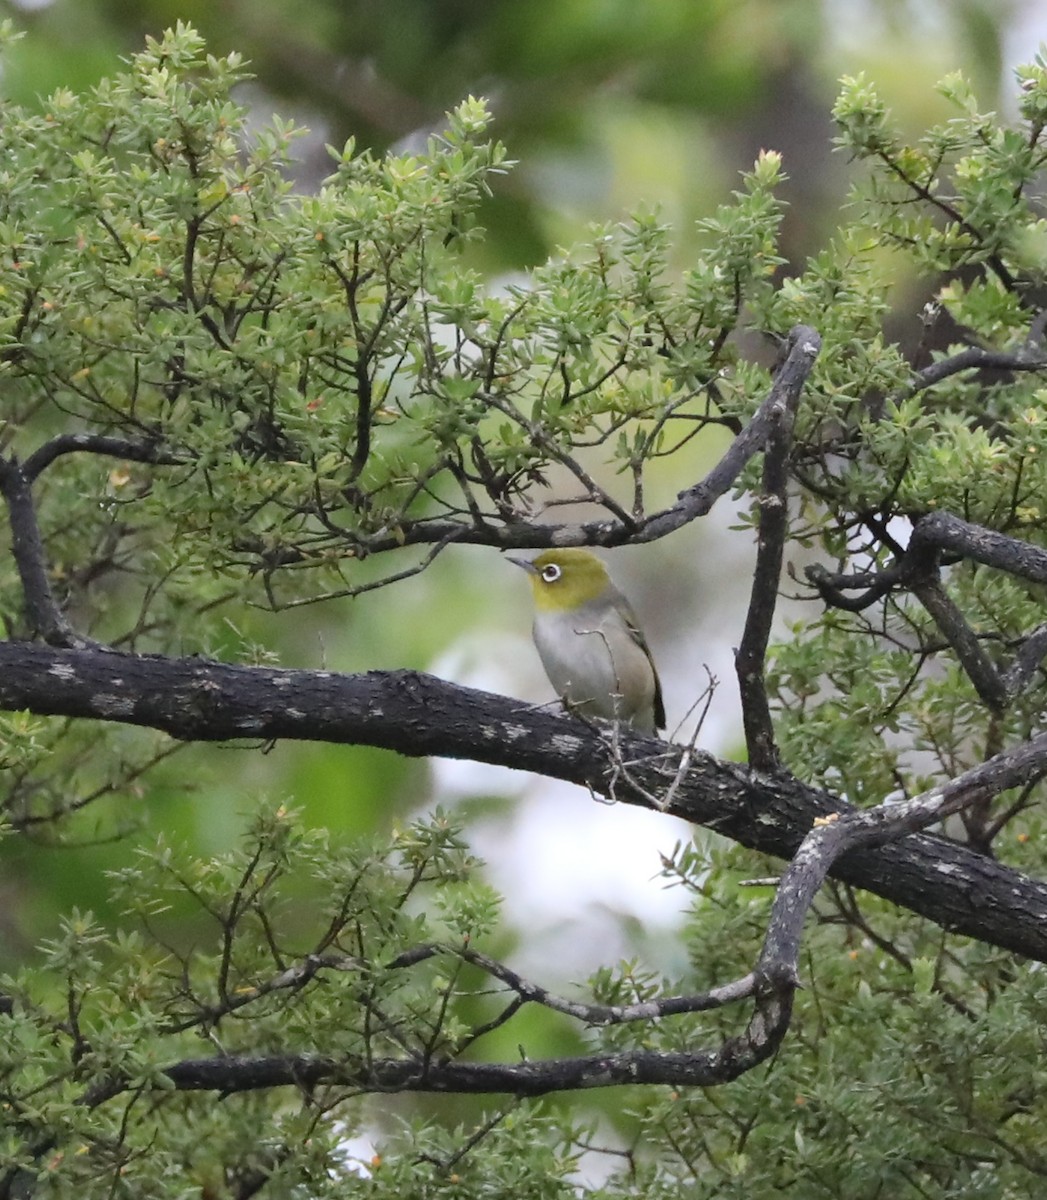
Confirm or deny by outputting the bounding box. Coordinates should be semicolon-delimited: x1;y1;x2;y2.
510;548;666;734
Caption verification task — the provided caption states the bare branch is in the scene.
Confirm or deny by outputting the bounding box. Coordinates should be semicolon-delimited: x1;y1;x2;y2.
638;325;821;544
911;511;1047;583
757;733;1047;989
912;573;1008;712
76;738;1044;1110
807;513;1047;704
386;942;757;1024
84;1037;781;1103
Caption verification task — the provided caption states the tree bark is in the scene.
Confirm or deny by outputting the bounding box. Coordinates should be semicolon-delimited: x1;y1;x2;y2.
2;640;1046;962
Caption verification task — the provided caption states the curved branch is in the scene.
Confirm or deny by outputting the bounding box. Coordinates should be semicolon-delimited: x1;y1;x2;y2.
22;433;186;482
0;459;91;647
910;511;1047;582
632;325;821;543
906;346;1047;395
757;734;1047;987
808;512;1047;702
238;323;824;567
388;943;756;1024
77;730;1047;1107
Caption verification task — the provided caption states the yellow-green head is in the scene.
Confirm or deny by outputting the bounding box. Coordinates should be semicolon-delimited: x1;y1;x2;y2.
510;548;611;612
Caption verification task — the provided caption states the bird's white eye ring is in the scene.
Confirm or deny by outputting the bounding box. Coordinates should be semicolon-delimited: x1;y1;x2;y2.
540;563;562;583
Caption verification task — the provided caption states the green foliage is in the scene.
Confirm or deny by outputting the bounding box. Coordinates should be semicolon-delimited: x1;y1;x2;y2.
8;19;1047;1200
0;807;559;1195
763;56;1047;802
592;845;1047;1199
10;820;1047;1196
0;23;786;641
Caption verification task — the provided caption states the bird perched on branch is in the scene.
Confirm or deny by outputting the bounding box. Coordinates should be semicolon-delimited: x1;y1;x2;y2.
510;548;665;734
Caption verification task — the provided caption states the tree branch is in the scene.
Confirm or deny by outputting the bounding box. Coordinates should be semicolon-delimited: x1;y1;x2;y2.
631;325;821;543
1;642;1047;962
807;511;1047;703
911;511;1047;582
906;345;1047;396
912;572;1008;712
757;734;1047;989
239;324;824;569
68;730;1047;1111
735;327;817;768
86;1041;780;1102
0;458;92;647
387;943;757;1024
21;433;186;482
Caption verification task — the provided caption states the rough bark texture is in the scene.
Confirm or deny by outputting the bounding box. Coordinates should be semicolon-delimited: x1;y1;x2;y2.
3;640;1047;963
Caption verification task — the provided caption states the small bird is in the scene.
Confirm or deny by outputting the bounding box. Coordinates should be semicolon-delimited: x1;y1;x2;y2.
510;548;665;734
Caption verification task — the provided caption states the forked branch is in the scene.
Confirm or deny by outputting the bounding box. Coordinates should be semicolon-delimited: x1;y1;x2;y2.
39;733;1041;1126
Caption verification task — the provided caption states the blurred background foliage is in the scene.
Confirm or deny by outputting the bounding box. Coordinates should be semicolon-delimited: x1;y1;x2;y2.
0;0;1044;1168
0;0;1027;269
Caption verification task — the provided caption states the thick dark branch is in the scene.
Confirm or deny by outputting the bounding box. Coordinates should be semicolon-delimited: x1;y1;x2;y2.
88;1040;780;1103
1004;623;1047;698
8;1024;789;1195
735;328;817;768
912;573;1008;712
808;512;1047;702
0;459;91;647
907;345;1047;395
812;512;1047;601
1;642;1047;962
910;511;1047;583
22;433;186;482
759;734;1047;986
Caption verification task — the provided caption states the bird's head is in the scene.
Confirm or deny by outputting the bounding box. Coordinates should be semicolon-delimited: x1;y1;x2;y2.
509;549;611;612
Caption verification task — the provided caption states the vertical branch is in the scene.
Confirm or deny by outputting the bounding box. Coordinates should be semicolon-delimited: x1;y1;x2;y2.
0;456;88;647
735;327;821;771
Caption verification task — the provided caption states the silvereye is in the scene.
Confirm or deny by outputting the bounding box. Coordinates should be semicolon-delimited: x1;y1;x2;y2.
510;548;666;734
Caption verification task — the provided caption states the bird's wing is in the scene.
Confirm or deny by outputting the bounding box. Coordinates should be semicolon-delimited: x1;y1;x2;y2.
616;592;667;732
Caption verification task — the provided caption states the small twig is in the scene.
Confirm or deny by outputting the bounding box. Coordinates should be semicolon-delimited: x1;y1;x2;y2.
416;1105;516;1173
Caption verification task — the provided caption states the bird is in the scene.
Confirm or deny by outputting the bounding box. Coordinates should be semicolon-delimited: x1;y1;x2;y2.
510;548;665;734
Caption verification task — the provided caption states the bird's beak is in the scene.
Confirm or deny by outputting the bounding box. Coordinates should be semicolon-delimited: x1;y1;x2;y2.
506;555;537;575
